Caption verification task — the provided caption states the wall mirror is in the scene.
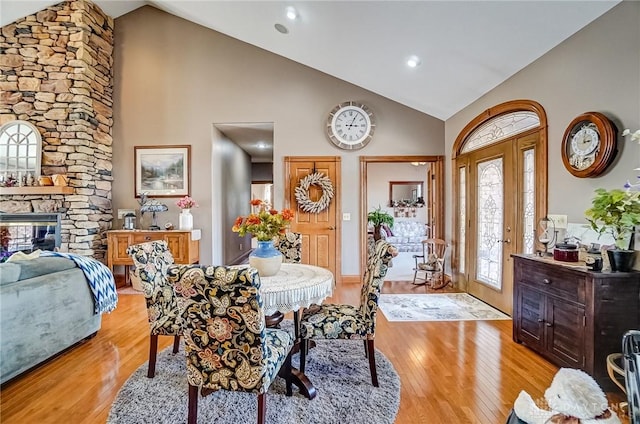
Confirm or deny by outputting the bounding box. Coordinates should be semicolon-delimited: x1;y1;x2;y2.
389;181;423;207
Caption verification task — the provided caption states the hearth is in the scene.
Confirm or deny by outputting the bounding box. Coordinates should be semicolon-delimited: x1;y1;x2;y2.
0;213;61;261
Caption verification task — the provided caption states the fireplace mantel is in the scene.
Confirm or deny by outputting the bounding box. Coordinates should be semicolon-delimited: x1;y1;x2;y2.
0;186;73;196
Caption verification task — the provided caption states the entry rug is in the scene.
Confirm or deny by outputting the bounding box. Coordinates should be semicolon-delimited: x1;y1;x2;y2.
379;293;511;321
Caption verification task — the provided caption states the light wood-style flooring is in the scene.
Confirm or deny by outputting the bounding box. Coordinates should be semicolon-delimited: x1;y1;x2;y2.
0;280;628;423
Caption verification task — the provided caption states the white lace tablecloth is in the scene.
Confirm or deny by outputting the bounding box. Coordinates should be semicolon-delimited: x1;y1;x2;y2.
259;263;334;316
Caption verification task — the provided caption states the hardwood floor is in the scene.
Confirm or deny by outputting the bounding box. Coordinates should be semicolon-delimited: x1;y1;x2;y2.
0;280;628;423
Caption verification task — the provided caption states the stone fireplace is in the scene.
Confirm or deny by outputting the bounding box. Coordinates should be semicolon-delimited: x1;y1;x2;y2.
0;0;114;261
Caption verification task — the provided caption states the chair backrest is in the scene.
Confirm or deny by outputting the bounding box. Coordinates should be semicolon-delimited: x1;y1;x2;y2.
420;238;448;271
274;232;302;263
167;265;281;393
126;241;181;335
359;239;397;334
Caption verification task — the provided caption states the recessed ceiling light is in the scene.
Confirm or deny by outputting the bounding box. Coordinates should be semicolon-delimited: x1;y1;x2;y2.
407;55;421;68
257;142;267;149
286;6;298;20
274;23;289;34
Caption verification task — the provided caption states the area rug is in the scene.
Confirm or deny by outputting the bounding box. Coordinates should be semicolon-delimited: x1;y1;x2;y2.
379;293;511;322
107;329;400;423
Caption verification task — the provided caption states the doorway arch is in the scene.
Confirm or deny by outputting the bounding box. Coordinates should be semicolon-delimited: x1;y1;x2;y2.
452;100;548;314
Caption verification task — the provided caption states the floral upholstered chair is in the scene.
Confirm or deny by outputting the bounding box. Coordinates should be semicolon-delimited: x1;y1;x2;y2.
127;240;182;378
166;265;293;424
274;231;302;263
299;239;397;386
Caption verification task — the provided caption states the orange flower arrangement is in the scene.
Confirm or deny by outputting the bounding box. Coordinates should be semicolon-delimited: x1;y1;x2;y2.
232;199;295;241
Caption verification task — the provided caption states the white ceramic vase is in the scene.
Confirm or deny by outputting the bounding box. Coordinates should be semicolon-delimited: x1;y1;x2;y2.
179;209;193;230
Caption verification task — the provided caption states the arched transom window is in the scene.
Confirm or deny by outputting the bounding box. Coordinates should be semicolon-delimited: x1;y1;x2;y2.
460;111;540;154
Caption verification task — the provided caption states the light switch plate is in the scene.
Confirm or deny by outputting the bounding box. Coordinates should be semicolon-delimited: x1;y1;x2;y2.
343;213;351;221
547;214;568;229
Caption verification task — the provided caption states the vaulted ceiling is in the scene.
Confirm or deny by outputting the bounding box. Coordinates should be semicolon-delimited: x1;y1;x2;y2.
2;0;620;121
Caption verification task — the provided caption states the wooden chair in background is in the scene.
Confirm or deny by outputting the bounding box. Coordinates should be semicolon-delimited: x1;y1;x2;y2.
412;238;449;289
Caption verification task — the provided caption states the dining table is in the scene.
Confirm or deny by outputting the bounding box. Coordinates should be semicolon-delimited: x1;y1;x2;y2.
257;262;334;400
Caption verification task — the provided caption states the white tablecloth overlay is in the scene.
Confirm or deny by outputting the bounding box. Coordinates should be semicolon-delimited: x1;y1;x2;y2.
258;263;334;316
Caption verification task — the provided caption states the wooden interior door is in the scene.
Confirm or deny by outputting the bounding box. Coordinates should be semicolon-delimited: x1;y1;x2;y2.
284;157;341;281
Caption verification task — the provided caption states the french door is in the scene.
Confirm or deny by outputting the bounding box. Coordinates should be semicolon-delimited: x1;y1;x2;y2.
457;131;543;315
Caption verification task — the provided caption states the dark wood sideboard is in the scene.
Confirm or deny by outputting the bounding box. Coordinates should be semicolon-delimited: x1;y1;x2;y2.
512;254;640;389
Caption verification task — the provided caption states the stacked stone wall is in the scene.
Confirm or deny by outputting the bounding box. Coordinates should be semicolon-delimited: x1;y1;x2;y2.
0;0;113;259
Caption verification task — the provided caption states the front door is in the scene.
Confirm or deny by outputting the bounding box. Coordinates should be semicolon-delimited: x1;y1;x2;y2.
460;130;542;316
454;101;547;316
284;157;341;281
466;141;515;314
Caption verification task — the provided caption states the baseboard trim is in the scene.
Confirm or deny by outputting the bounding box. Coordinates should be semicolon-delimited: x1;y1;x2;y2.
341;275;361;284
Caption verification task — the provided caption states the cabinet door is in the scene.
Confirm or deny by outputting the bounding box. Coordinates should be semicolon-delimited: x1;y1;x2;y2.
164;234;187;263
516;285;545;350
545;297;585;368
112;234;133;261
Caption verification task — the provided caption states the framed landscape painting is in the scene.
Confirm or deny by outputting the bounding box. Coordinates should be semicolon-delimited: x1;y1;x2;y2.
134;145;191;198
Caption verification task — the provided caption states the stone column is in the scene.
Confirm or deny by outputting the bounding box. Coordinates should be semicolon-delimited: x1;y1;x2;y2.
0;0;114;260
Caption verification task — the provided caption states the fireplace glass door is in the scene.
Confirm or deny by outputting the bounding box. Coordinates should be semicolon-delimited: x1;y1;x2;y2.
0;213;61;261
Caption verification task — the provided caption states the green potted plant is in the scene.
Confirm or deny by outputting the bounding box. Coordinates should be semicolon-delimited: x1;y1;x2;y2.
367;206;394;241
585;188;640;271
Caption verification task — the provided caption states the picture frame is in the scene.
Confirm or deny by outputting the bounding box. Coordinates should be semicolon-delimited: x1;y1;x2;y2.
134;145;191;198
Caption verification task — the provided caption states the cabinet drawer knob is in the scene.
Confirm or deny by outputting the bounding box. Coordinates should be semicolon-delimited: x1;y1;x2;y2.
144;236;151;241
537;318;544;323
545;322;553;327
542;278;551;284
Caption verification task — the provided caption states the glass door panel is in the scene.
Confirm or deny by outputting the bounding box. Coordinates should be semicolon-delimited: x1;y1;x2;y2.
476;158;503;289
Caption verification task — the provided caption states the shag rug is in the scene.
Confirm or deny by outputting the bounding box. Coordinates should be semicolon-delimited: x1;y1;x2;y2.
379;293;511;322
107;328;400;423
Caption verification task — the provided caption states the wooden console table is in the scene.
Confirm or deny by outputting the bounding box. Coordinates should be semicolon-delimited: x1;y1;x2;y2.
512;254;640;390
106;230;200;274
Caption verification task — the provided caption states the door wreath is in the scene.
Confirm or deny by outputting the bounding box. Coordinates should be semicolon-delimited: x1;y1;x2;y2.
294;172;334;213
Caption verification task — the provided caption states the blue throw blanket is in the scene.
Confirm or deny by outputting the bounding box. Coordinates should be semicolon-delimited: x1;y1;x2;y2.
40;251;118;314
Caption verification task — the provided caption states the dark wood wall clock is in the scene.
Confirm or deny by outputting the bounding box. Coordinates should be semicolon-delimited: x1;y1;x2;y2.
561;112;617;178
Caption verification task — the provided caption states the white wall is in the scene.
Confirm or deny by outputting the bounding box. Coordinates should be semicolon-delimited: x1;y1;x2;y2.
112;6;444;274
367;162;429;224
444;1;640;256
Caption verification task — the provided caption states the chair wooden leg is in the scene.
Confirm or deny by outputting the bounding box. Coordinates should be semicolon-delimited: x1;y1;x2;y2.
367;339;379;387
364;340;368;357
257;393;266;424
172;335;180;353
147;334;158;378
188;384;198;424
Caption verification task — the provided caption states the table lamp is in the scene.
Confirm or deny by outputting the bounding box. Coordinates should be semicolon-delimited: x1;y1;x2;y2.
140;200;168;230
